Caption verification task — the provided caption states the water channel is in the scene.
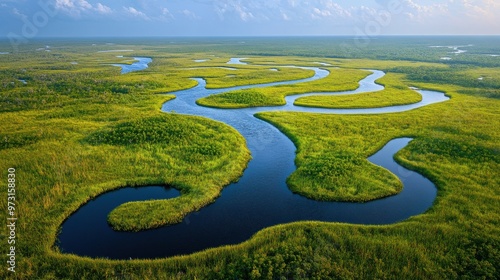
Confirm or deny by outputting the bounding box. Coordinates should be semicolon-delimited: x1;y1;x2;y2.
57;58;449;259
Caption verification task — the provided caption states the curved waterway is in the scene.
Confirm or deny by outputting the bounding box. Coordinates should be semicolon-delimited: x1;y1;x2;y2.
58;59;449;259
112;57;152;74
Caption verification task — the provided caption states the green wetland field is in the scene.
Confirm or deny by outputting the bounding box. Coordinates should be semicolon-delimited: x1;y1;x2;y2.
0;37;499;279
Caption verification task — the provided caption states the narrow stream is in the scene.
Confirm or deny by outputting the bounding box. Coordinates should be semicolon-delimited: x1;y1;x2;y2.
112;57;153;74
57;58;449;259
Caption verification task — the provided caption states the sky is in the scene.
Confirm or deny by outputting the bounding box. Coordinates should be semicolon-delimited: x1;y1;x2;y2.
1;0;499;39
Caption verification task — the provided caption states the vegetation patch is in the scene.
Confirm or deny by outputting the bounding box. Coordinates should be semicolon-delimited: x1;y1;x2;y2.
294;73;423;109
86;114;252;231
0;132;41;150
288;151;401;201
253;86;499;278
0;38;499;279
85;115;201;146
408;136;500;164
199;66;315;89
197;89;284;108
198;68;370;108
390;66;500;99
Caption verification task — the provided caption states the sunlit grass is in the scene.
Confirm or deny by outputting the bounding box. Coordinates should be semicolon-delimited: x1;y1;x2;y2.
0;40;498;279
197;68;370;108
294;73;423;109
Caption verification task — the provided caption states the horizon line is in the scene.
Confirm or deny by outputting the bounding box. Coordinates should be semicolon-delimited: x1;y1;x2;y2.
2;34;500;40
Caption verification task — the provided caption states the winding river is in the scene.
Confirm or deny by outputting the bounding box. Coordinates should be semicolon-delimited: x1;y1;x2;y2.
57;58;449;259
112;57;153;74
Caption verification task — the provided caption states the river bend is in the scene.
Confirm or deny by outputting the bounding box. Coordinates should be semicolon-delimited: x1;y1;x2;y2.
57;58;449;259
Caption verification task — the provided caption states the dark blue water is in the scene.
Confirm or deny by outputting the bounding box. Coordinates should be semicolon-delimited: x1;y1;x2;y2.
57;58;448;259
57;186;180;258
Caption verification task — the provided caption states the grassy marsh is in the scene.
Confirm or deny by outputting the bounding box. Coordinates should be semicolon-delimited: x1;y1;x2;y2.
0;37;498;279
197;68;371;108
294;73;423;109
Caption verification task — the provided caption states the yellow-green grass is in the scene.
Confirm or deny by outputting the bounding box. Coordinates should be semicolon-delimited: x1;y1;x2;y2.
187;65;316;89
197;68;371;108
0;51;254;277
6;85;496;280
1;47;499;279
108;56;316;92
0;93;250;228
294;73;423;109
246;56;449;70
83;113;251;231
255;83;498;202
196;57;449;109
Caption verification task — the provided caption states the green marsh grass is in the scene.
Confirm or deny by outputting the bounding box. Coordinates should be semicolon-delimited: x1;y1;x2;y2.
294;73;423;109
0;40;498;279
197;68;371;108
189;65;315;89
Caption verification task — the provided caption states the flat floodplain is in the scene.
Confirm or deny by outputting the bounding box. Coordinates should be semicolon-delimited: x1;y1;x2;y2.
0;37;499;279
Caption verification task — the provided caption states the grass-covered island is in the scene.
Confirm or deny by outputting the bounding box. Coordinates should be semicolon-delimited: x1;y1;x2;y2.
0;37;498;279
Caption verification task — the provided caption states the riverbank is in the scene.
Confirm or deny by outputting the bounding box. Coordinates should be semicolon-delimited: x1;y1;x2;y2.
0;39;498;279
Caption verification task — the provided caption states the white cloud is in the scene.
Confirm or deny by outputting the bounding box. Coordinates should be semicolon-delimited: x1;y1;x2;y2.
211;0;354;23
181;9;199;19
392;0;500;29
124;6;150;20
217;1;299;21
11;7;26;19
55;0;74;10
54;0;108;17
312;7;332;19
155;7;174;21
55;0;91;12
287;0;297;8
400;0;448;20
281;11;290;21
460;0;499;21
3;0;497;35
323;1;352;17
448;0;499;33
95;3;111;14
405;12;415;20
234;4;254;21
213;1;253;21
78;0;91;10
310;1;352;20
211;0;318;22
162;8;172;16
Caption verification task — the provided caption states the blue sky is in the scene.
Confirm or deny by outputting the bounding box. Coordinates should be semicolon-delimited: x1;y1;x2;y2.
1;0;499;38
